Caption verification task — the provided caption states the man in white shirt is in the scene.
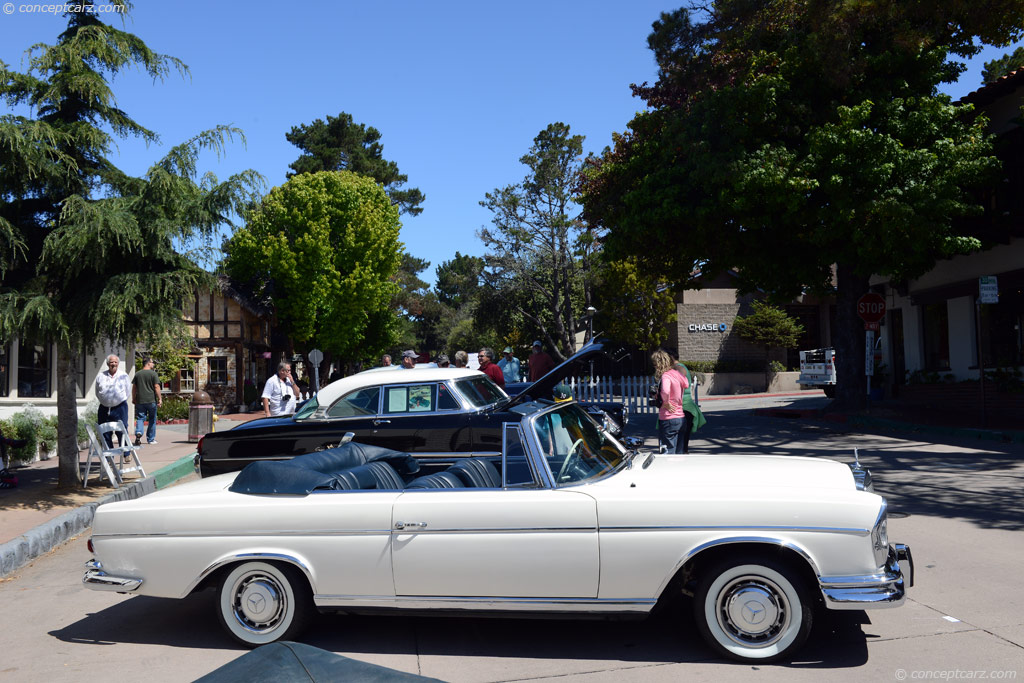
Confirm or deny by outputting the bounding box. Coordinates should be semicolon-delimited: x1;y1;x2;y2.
95;354;131;446
262;362;300;417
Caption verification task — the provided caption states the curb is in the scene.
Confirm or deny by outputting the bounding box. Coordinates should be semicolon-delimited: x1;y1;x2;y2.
0;453;196;578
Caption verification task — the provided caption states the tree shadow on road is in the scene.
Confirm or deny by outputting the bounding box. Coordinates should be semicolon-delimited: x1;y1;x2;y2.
694;412;1024;531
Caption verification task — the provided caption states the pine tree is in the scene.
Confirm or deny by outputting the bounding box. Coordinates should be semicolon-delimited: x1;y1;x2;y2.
0;4;261;486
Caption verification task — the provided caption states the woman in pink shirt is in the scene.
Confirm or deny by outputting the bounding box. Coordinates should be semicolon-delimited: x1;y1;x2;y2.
651;349;689;453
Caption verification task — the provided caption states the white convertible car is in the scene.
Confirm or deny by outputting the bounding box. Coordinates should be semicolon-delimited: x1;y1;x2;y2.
84;399;912;663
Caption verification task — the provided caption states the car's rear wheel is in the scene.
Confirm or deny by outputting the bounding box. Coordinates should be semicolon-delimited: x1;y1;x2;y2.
823;385;836;399
217;561;313;647
692;557;813;663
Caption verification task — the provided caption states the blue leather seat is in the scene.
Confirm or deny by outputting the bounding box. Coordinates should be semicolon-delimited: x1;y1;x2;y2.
405;471;465;489
331;461;404;490
447;459;501;488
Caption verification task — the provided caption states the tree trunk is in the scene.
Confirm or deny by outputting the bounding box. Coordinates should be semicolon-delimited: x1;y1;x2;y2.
834;263;869;411
56;343;82;488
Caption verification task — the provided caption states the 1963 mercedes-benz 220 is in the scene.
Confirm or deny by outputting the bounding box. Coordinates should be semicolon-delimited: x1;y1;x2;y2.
84;399;912;663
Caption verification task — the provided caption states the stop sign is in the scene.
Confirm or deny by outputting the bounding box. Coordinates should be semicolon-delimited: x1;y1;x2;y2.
857;293;886;323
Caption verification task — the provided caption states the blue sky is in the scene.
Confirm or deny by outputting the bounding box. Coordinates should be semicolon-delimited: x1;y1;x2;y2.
1;2;1019;285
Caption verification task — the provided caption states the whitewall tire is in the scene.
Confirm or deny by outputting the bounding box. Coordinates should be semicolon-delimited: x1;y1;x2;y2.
217;561;313;647
693;558;813;662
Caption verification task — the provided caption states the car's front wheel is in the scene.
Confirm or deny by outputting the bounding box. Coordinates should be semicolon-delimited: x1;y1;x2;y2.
217;561;313;647
693;557;813;662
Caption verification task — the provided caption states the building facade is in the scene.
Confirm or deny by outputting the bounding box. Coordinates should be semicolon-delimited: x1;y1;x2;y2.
868;72;1024;391
171;277;274;412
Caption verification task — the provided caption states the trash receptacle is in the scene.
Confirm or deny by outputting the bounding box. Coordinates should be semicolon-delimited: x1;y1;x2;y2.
188;390;214;443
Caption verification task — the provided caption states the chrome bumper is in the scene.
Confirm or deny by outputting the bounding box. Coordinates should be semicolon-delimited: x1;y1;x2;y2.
82;559;143;592
820;543;913;610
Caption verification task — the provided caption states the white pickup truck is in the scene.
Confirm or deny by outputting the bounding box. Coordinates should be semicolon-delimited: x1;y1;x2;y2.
798;347;837;398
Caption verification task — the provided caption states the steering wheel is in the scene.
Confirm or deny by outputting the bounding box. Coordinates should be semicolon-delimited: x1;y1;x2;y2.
556;438;585;482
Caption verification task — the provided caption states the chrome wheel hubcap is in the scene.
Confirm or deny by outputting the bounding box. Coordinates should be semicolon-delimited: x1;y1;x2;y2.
717;576;790;647
233;573;286;633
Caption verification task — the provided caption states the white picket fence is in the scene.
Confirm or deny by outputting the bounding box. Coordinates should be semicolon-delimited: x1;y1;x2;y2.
566;375;664;415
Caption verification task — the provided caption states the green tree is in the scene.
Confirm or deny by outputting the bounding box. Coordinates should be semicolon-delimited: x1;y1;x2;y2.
732;302;804;391
982;46;1024;83
580;1;1021;409
595;258;676;351
480;123;599;360
286;112;425;216
0;5;259;486
435;252;484;309
224;171;403;366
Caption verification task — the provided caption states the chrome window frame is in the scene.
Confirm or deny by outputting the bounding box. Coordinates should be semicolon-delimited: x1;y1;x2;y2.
502;421;543;489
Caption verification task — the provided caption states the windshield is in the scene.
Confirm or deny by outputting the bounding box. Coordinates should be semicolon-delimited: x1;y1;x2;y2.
532;403;627;486
293;395;319;420
455;376;507;408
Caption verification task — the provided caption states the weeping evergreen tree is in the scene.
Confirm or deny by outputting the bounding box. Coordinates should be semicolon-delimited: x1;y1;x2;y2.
0;3;261;487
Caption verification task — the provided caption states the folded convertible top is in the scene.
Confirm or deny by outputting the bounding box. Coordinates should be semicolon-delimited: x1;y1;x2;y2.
229;442;420;495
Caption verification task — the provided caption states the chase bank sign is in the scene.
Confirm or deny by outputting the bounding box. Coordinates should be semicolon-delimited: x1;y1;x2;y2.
688;323;728;333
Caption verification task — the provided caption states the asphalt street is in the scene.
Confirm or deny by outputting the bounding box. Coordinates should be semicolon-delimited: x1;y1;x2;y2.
1;394;1022;681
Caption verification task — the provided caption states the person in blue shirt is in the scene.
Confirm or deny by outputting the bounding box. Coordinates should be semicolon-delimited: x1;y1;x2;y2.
498;347;521;384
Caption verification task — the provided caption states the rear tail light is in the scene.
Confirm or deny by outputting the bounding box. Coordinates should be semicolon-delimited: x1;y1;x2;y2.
87;537;94;553
197;435;204;454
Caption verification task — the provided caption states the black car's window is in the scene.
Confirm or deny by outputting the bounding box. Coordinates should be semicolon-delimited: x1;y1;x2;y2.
384;384;436;414
438;383;459;411
327;386;381;418
455;376;505;408
293;395;319;420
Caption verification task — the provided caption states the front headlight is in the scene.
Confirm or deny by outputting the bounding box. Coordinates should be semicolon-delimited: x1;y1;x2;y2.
871;501;889;566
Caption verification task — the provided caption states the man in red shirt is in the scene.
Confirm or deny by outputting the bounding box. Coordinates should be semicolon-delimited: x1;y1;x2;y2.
477;347;505;387
528;340;556;381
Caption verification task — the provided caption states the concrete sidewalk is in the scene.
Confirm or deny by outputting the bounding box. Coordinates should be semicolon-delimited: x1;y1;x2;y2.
0;412;261;577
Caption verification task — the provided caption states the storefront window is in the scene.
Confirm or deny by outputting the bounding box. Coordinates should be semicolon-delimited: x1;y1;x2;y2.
979;288;1024;367
922;303;950;371
0;343;9;397
17;340;51;397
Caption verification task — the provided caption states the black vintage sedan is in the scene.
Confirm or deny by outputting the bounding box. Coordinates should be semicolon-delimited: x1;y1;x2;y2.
196;341;627;476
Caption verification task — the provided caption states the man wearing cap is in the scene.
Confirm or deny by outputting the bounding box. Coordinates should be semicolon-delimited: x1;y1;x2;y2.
401;350;417;369
498;347;521;384
476;347;505;387
436;354;450;368
528;341;555;382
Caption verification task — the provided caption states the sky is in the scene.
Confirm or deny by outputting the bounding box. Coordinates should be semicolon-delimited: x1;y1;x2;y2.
1;2;1020;286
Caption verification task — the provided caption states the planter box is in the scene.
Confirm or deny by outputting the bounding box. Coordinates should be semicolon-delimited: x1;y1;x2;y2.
697;371;808;395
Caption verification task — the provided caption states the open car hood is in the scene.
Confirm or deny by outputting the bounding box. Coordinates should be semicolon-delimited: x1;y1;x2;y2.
504;337;628;409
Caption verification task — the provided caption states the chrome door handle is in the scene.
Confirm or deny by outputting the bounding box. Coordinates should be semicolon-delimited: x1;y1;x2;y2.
394;521;428;530
373;419;391;426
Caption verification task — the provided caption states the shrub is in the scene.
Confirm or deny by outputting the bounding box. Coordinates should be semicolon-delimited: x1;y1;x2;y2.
2;413;38;464
158;395;191;421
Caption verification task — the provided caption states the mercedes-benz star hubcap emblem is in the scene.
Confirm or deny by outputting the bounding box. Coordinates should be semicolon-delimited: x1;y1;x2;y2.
247;594;266;614
742;600;766;625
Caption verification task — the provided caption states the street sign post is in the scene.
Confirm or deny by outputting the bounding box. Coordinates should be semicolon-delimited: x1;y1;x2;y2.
858;294;886;400
308;348;323;393
979;276;999;304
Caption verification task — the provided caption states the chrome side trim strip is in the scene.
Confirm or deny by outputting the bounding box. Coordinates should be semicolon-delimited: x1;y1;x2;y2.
93;523;862;541
91;529;392;539
314;594;657;613
602;525;868;535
